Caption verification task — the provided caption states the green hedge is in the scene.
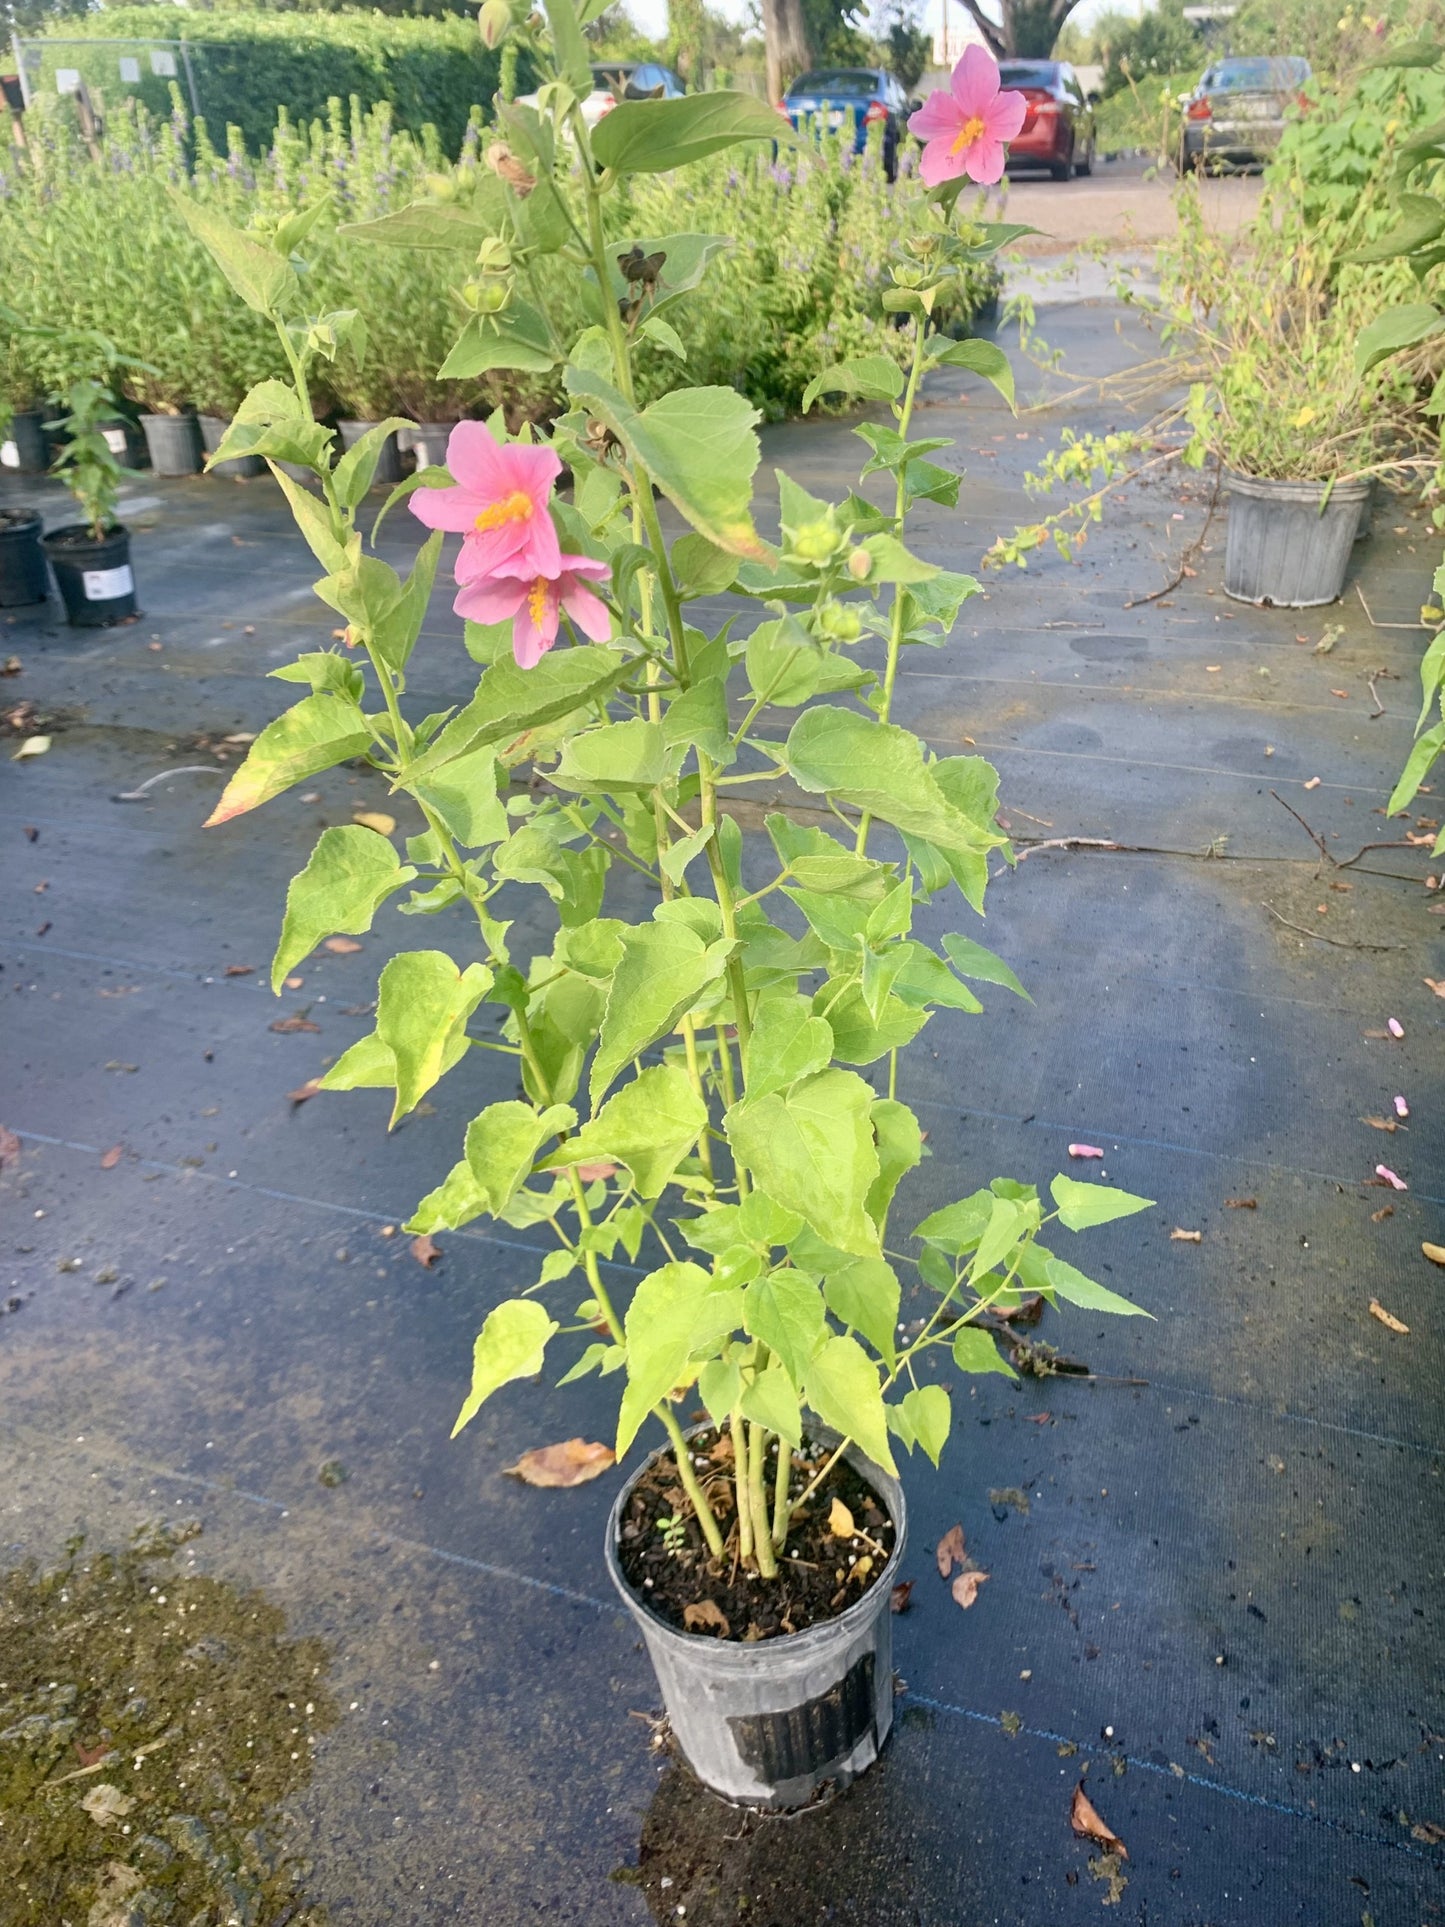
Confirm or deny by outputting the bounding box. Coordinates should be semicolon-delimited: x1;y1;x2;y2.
30;7;516;157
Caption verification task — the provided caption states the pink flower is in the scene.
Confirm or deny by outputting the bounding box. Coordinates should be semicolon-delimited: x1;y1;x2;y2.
908;45;1026;188
454;554;612;669
410;420;562;583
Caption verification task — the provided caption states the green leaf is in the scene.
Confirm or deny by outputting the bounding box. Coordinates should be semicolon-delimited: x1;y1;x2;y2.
558;1340;625;1386
616;1261;728;1457
785;706;1005;859
940;933;1029;999
1049;1174;1155;1232
540;1064;706;1198
452;1300;558;1437
170;190;298;317
339;199;503;252
672;532;738;598
269;652;364;700
927;335;1015;407
859;532;939;584
915;1189;993;1256
439;304;558;379
745;616;870;708
1045;1255;1150;1317
465;1101;576;1217
1387;719;1445;813
592;90;795;175
544;0;593;88
587;232;733;325
823;1255;900;1369
205;694;372;827
898;1384;951;1466
802;1334;895;1475
698;1356;742;1426
892;942;984;1014
952;1324;1016;1379
333;417;414;510
406;1158;486;1236
271;825;414;991
865;1098;922;1232
565;368;766;558
739;1363;802;1446
743;1269;826;1385
399;647;630;785
658;823;714;888
801;356;905;412
745;995;834;1100
590;922;733;1103
1355;301;1445;375
317;1025;470;1094
413;747;510;850
971;1196;1026;1281
375;951;493;1125
1346;192;1445;264
552;719;670;793
815;981;930;1064
726;1069;881;1258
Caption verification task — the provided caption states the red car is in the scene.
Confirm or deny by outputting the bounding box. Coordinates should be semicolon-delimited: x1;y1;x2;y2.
997;59;1096;181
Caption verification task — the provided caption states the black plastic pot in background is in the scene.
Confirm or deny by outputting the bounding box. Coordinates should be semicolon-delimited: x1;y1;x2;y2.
338;419;403;487
41;524;137;627
198;414;264;481
98;417;149;470
0;508;48;608
140;413;204;477
2;410;50;474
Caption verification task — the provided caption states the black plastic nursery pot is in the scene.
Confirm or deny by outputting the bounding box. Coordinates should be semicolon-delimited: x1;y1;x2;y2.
0;508;48;608
198;414;264;481
402;421;459;471
98;417;148;470
2;409;50;474
140;412;204;477
338;419;403;487
605;1428;907;1811
41;524;137;627
1223;472;1372;608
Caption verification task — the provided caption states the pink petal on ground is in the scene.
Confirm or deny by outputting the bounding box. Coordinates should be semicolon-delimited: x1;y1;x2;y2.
1395;1095;1409;1118
1376;1164;1408;1191
1388;1018;1405;1038
1069;1143;1105;1159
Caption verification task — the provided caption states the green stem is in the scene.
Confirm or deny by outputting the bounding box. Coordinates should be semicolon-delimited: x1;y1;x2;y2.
771;1433;793;1549
659;1404;726;1561
731;1411;753;1564
748;1423;777;1577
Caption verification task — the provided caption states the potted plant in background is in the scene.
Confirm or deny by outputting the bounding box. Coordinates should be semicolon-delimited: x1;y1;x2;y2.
174;27;1151;1810
42;378;139;627
0;398;49;611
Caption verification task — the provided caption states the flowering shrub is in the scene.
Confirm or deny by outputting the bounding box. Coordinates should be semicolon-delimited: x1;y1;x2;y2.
175;23;1150;1579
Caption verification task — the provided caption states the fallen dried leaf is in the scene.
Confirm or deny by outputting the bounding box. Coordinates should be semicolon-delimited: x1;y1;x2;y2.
73;1738;113;1769
1424;979;1445;999
223;964;254;977
1069;1143;1105;1159
287;1080;322;1105
353;810;396;836
1412;1819;1445;1844
324;936;363;955
1071;1783;1127;1858
1224;1197;1257;1209
410;1233;442;1268
1303;776;1321;790
951;1567;989;1609
936;1524;966;1579
1376;1164;1408;1191
828;1497;856;1538
99;1145;123;1169
575;1160;618;1181
284;975;304;990
11;734;50;760
269;1013;320;1034
1170;1228;1203;1243
504;1438;615;1487
1422;1243;1445;1267
1363;1116;1398;1132
682;1599;730;1637
1330;688;1349;699
890;1580;914;1613
0;1125;20;1172
80;1783;135;1827
1369;1299;1409;1333
1371;1204;1395;1223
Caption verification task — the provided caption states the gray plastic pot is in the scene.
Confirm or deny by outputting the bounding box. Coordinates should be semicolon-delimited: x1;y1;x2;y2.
140;413;204;478
3;409;50;473
605;1430;906;1809
338;419;403;487
1224;472;1372;608
406;421;459;471
198;414;264;481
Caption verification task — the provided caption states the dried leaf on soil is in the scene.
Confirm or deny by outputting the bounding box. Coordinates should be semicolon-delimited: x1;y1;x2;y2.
99;1145;123;1169
1170;1228;1202;1243
223;964;254;977
828;1497;856;1538
269;1013;320;1034
1371;1205;1395;1223
890;1581;914;1613
1369;1299;1409;1333
287;1080;322;1105
0;1125;21;1171
504;1439;616;1487
1412;1819;1445;1844
11;734;49;760
1224;1197;1257;1209
1424;978;1445;998
324;936;363;955
1071;1783;1128;1858
951;1567;989;1609
1362;1116;1398;1131
352;810;396;836
1422;1243;1445;1267
410;1233;442;1268
936;1524;966;1579
80;1783;135;1827
682;1599;730;1637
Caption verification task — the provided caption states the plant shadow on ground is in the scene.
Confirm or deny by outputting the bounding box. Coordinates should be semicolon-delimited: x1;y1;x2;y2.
0;1520;335;1927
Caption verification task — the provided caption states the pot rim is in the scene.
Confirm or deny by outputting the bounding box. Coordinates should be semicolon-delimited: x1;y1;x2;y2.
0;507;43;535
41;522;129;551
604;1422;907;1667
1224;469;1372;503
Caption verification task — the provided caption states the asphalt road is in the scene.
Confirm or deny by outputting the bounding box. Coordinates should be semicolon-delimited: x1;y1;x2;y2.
993;154;1264;253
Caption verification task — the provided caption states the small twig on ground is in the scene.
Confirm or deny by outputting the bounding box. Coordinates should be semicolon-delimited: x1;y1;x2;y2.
1270;790;1330;867
1262;903;1406;950
113;766;227;803
1015;837;1125;863
1367;671;1388;717
1123;464;1222;610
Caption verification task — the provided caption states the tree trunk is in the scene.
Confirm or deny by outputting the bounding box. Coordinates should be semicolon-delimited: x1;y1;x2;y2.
957;0;1075;60
763;0;810;101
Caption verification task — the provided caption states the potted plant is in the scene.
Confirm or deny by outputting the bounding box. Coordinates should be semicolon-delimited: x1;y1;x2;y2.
0;400;48;610
41;378;139;627
174;31;1150;1809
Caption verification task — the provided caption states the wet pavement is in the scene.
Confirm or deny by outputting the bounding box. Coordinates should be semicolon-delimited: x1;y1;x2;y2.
2;275;1443;1925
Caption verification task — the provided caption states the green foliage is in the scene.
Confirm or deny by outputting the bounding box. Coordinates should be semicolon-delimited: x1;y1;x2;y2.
1095;0;1202;98
175;4;1149;1579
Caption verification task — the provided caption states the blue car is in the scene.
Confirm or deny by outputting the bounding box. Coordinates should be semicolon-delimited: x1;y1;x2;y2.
781;67;914;179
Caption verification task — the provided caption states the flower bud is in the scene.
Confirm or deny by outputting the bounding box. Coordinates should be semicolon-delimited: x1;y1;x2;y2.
476;236;513;274
846;547;872;582
478;0;512;48
816;600;861;644
788;515;844;564
425;171;456;202
475;275;512;313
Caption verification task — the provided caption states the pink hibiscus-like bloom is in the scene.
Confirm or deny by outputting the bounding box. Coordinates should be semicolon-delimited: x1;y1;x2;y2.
908;44;1026;189
410;420;562;583
454;554;612;669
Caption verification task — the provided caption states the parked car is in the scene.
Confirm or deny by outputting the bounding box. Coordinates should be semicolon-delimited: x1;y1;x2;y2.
1178;55;1310;173
522;59;686;132
996;60;1096;180
780;68;913;180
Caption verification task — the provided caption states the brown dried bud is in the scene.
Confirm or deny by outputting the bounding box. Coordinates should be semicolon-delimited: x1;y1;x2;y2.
847;547;872;582
486;140;536;199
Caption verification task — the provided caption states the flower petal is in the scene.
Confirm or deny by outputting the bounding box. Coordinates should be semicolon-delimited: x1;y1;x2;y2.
918;139;970;188
988;88;1028;142
445;420;512;496
560;581;612;642
953;43;1000;115
513;588;559;669
909;90;962;142
962;135;1007;186
556;551;612;582
454;574;527;623
408;484;480;533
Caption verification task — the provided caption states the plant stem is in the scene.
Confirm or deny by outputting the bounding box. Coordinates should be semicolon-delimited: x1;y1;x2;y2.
748;1424;777;1577
789;1438;849;1522
658;1404;726;1561
771;1433;793;1550
731;1412;754;1564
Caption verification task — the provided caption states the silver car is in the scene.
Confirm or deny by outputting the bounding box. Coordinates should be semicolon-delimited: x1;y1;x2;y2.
1179;55;1310;173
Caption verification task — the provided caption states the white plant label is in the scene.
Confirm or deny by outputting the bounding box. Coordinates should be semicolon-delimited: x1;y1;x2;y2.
149;50;176;77
119;56;141;83
0;441;18;470
56;68;80;94
103;427;128;455
83;565;134;601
